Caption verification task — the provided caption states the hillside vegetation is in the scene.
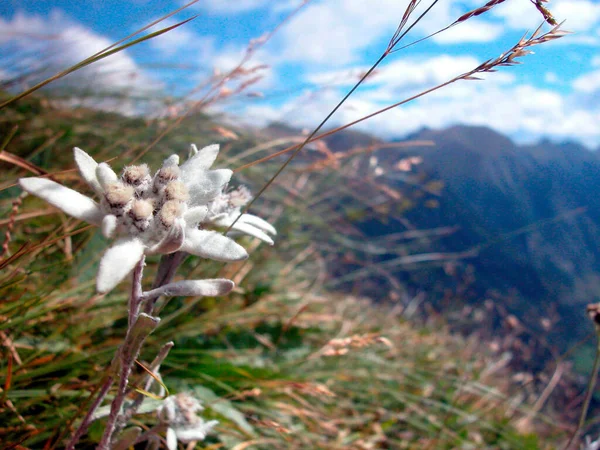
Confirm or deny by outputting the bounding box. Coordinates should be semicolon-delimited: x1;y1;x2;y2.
0;94;574;448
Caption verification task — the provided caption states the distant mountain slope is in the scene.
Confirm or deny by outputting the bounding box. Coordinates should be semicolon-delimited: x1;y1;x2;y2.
408;127;600;344
319;124;600;350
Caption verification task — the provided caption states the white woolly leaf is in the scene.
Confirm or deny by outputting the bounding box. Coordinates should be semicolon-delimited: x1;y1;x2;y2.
96;238;144;293
101;214;117;239
239;213;277;236
229;221;274;245
96;162;118;189
73;147;102;194
148;219;185;255
145;279;234;299
19;177;104;226
184;169;232;206
183;206;208;227
181;228;248;262
180;143;220;174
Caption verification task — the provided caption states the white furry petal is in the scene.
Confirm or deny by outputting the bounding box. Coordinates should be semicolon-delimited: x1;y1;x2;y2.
175;421;219;442
163;154;179;167
96;238;144;293
239;214;277;236
145;279;234;298
101;214;118;238
230;221;274;245
73;147;102;194
19;177;104;226
183;169;233;206
180;144;220;174
96;163;118;189
148;219;185;255
183;206;208;227
166;428;177;450
181;229;248;262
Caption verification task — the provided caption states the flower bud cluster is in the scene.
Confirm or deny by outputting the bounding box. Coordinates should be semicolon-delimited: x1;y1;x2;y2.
159;392;204;426
101;158;190;243
207;185;252;218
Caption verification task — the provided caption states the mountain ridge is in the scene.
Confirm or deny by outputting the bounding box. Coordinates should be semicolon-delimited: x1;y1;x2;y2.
313;123;600;353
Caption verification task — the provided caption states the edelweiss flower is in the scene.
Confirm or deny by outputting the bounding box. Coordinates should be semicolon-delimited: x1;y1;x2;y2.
157;393;218;450
582;435;600;450
19;144;249;293
204;184;277;245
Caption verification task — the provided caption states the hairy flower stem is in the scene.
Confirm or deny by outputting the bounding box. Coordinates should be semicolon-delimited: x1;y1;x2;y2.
67;258;149;449
65;375;114;450
69;253;184;448
144;251;186;315
97;259;160;449
97;315;160;448
129;257;146;326
112;341;174;438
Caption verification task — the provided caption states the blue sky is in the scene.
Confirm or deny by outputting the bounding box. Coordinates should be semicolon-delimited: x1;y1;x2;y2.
1;0;599;148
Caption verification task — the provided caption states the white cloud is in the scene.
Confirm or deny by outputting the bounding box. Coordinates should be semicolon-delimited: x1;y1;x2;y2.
270;0;499;65
149;19;215;57
493;0;600;34
265;0;574;68
145;16;278;95
241;60;599;148
2;2;595;147
544;72;560;84
432;20;503;44
0;10;160;96
273;0;383;65
372;55;481;88
573;69;600;93
553;0;600;31
305;55;515;96
492;0;547;29
193;0;271;14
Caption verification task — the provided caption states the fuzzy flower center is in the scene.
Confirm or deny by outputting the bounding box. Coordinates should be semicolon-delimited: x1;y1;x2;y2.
101;163;190;243
160;393;205;427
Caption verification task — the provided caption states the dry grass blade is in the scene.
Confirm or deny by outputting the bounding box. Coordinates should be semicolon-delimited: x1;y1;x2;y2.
388;0;443;52
129;0;310;165
0;241;32;270
0;151;48;176
132;360;169;399
0;1;577;447
237;23;566;174
0;125;19;151
1;193;25;258
390;0;508;53
563;305;600;449
229;0;444;227
531;0;558;25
